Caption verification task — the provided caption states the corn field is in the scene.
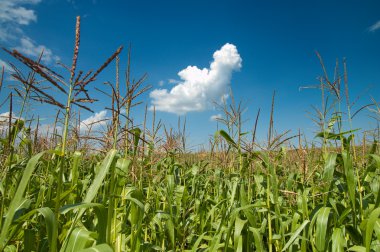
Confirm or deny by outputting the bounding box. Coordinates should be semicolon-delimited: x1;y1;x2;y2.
0;16;380;252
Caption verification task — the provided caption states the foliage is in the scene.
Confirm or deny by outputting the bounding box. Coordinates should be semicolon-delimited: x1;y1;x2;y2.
0;16;379;252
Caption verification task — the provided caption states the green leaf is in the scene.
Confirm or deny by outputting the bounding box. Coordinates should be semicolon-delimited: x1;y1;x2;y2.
191;232;208;252
234;217;247;252
77;244;113;252
315;207;331;252
24;229;35;252
345;225;363;244
332;227;345;252
365;207;380;252
61;149;117;250
249;227;264;252
131;127;142;155
36;207;58;251
3;245;17;252
239;185;256;227
115;158;131;176
322;153;337;192
217;130;238;150
342;151;356;224
83;149;117;204
316;128;359;140
208;229;223;252
60;203;107;244
0;151;45;251
165;217;175;249
282;220;309;251
62;228;96;252
70;151;81;187
348;246;366;252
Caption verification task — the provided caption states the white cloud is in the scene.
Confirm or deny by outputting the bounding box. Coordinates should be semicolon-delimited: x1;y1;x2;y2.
37;123;63;137
0;112;24;130
0;112;19;121
79;110;109;132
0;59;12;72
0;0;59;64
210;113;222;121
15;37;61;63
12;0;42;4
0;0;40;26
149;43;242;115
158;80;164;86
168;79;180;84
369;20;380;32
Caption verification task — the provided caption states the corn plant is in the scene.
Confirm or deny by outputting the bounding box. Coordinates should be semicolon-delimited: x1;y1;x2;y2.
0;16;379;252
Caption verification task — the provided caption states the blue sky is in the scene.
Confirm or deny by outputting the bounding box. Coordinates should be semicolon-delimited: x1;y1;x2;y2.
0;0;380;149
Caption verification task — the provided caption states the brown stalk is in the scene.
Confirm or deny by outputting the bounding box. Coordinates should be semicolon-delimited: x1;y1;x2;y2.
12;74;65;109
9;62;24;79
72;98;97;103
142;104;148;155
131;85;151;102
74;70;83;85
4;49;67;94
8;93;13;146
343;58;350;110
113;56;120;128
4;48;64;79
32;97;65;110
71;101;94;113
268;90;275;148
0;66;4;94
73;84;91;99
351;104;375;119
33;116;39;151
129;101;143;109
70;16;81;85
252;108;260;145
126;45;131;88
50;110;60;148
334;58;340;94
95;86;113;98
316;51;340;99
10;50;43;99
81;135;107;143
75;70;93;86
82;46;123;86
270;130;298;150
57;62;71;72
13;88;23;98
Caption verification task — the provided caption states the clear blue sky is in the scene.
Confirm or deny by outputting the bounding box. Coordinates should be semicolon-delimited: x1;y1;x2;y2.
1;0;379;149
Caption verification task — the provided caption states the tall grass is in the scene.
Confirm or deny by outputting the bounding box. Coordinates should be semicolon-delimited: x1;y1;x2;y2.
0;16;380;252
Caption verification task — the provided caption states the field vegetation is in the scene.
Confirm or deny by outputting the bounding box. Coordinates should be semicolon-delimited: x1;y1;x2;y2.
0;17;380;252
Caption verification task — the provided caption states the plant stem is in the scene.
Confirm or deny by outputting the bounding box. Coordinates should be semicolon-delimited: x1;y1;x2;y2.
54;83;73;230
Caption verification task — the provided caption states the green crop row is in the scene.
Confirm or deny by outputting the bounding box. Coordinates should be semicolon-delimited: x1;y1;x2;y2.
1;16;380;252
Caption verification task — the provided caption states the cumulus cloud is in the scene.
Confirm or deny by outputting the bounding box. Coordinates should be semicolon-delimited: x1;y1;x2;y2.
0;0;40;26
0;0;40;41
0;0;59;64
150;43;242;115
15;37;60;63
0;112;21;121
79;110;109;132
210;113;222;121
369;20;380;32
